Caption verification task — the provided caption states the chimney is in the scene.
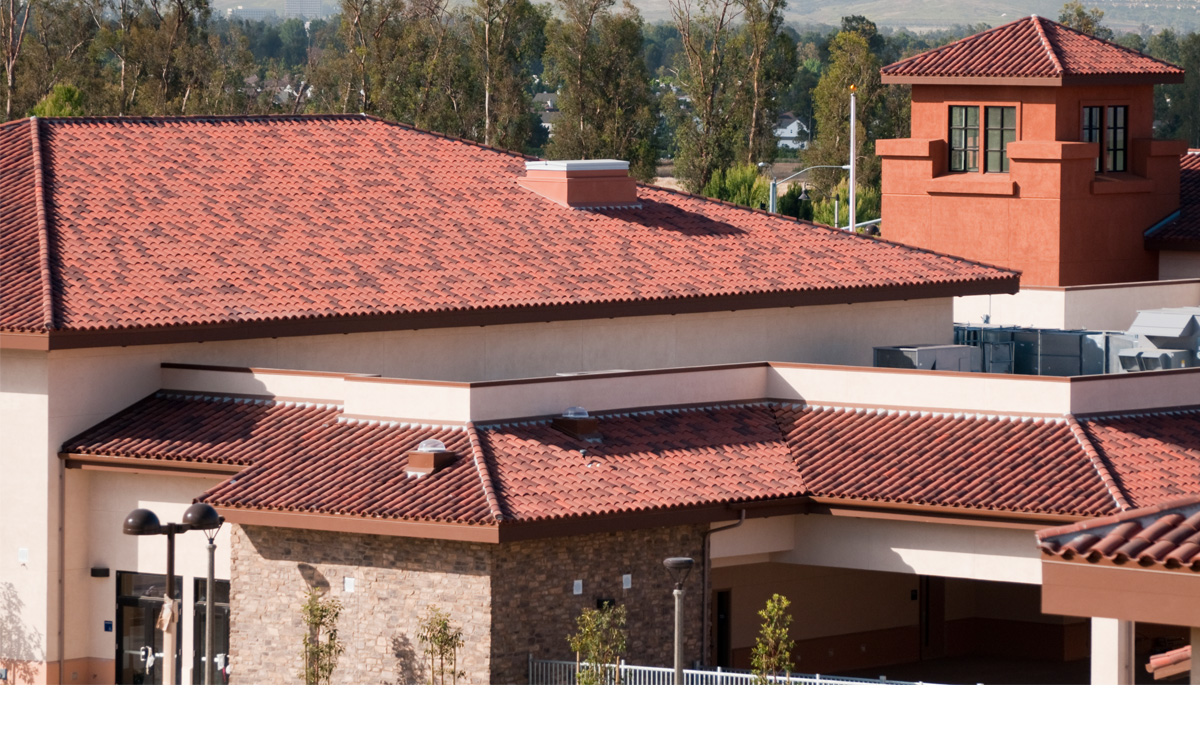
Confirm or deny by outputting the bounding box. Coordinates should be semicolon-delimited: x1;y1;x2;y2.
552;406;603;443
406;438;456;477
520;160;639;209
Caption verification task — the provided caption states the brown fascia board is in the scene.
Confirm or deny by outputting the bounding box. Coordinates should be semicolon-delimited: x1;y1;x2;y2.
1041;559;1200;627
60;453;247;479
0;331;50;350
222;508;502;543
2;277;1019;351
882;73;1183;87
806;496;1092;529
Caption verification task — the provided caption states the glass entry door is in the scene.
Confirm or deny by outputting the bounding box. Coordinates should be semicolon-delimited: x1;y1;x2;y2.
116;572;182;685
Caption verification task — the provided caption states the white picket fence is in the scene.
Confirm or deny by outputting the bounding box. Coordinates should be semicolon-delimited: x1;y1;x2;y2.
528;657;927;685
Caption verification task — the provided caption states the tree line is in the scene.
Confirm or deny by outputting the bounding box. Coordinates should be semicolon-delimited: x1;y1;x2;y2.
4;0;1198;199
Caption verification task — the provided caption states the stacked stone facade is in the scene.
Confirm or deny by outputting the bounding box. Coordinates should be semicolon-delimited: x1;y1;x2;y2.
230;522;706;684
490;525;705;684
231;525;493;684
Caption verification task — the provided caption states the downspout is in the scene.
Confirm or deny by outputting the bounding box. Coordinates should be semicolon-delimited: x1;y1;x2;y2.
699;510;745;667
56;457;65;684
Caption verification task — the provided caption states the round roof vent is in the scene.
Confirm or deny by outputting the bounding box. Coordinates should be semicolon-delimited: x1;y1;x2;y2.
416;439;446;453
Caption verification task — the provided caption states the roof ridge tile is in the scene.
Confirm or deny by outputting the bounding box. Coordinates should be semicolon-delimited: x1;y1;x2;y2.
28;117;54;330
1067;416;1133;512
1030;15;1065;76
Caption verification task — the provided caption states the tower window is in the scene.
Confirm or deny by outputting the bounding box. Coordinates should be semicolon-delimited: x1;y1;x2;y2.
949;106;979;172
1082;106;1102;172
1106;106;1127;173
985;107;1016;173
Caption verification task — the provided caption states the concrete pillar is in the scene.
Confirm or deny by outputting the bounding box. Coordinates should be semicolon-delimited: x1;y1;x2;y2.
1191;627;1199;686
1090;617;1135;685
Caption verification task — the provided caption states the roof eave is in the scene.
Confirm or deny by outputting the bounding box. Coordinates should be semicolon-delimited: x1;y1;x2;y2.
882;73;1184;87
6;276;1020;351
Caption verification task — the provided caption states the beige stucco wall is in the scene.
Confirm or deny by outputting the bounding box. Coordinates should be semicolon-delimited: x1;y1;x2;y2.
0;350;51;682
711;515;1043;584
64;470;229;684
955;280;1200;332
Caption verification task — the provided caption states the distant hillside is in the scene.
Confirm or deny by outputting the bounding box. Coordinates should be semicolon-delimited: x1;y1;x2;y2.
210;0;1199;33
627;0;1199;33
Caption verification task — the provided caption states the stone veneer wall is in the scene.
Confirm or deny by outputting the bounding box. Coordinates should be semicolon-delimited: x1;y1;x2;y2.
489;524;706;684
231;522;705;684
231;525;493;684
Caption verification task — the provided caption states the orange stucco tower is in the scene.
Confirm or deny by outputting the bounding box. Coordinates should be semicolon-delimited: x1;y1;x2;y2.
878;16;1187;286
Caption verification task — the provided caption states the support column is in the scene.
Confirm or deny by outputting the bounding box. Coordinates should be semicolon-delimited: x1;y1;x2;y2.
1191;627;1199;686
1090;617;1134;685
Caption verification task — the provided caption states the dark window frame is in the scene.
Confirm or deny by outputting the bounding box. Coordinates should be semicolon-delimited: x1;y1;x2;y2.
1082;105;1102;173
984;106;1017;173
1106;105;1128;173
948;105;979;173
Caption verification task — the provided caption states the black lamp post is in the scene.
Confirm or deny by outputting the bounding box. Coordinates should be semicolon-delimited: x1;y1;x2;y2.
122;503;223;685
663;557;694;685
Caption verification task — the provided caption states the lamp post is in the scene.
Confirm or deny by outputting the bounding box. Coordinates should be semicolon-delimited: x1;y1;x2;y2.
122;502;223;685
765;164;849;214
182;503;224;685
663;557;694;685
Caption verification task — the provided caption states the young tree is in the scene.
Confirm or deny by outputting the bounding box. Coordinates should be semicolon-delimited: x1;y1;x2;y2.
736;0;793;166
750;593;794;683
416;605;465;684
567;603;626;684
300;588;345;685
543;0;656;180
468;0;545;149
1058;1;1113;41
3;0;34;119
667;0;741;192
807;30;881;192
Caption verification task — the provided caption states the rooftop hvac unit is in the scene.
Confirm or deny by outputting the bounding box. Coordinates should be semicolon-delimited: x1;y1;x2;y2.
1117;348;1194;372
873;345;982;372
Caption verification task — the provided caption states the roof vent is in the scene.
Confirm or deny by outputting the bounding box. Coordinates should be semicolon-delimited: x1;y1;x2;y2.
520;160;639;209
552;407;603;443
407;438;456;477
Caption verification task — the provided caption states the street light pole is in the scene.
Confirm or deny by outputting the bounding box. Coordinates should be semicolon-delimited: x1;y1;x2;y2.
766;164;850;214
182;502;224;685
849;85;858;232
663;557;694;685
163;524;178;686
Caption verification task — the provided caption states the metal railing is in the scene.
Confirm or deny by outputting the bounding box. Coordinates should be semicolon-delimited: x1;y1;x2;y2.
528;657;928;686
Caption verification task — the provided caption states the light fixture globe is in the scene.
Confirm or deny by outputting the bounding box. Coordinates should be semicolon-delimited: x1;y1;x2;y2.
182;502;224;535
122;508;162;536
663;556;695;588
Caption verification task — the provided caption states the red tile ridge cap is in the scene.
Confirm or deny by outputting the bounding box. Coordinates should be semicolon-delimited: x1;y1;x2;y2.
466;423;506;522
1066;415;1131;512
1030;15;1065;76
29;117;54;330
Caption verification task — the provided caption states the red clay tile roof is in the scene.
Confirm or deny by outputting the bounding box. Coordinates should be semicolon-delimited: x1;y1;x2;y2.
1145;151;1200;249
1038;494;1200;570
0;115;1017;342
65;394;1167;527
777;405;1120;516
882;16;1184;84
1076;407;1200;507
475;404;803;521
1036;495;1200;572
63;392;499;524
1146;645;1191;678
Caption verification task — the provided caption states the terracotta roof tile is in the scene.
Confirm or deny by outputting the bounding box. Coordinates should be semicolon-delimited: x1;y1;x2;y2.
882;16;1184;83
64;395;1137;526
2;115;1016;337
1146;645;1191;678
1036;495;1200;572
63;392;497;525
0;119;49;332
1146;151;1200;248
1077;408;1200;507
776;405;1118;516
